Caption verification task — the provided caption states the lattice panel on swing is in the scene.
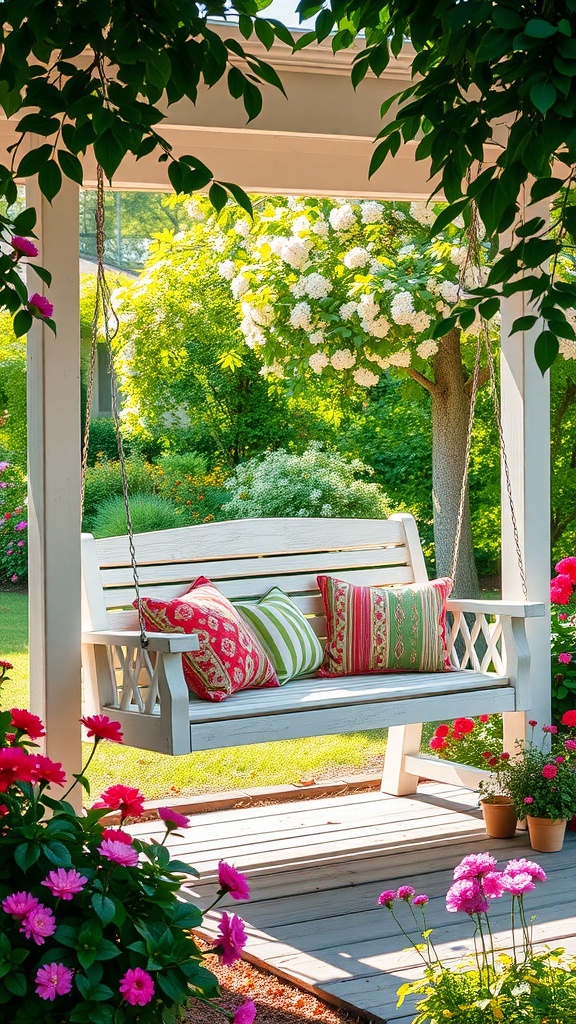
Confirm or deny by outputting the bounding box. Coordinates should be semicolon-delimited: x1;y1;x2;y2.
108;644;162;714
446;609;505;675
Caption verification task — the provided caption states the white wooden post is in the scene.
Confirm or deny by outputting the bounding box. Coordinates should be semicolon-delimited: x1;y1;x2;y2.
500;210;551;744
26;177;83;795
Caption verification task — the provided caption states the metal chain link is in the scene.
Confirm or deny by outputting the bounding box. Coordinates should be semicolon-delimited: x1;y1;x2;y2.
450;331;482;584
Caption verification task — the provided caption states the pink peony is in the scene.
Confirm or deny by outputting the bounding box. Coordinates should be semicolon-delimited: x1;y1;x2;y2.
2;891;39;919
81;715;123;743
216;912;248;966
20;904;57;944
524;796;534;804
119;967;155;1006
27;292;54;319
501;871;535;895
434;724;450;738
505;858;546;881
35;963;74;1001
542;764;558;779
218;861;250;901
550;574;573;605
453;853;497;881
377;890;396;907
446;878;489;915
542;724;558;734
41;867;88;900
159;806;190;829
556;556;576;583
566;739;576;752
429;735;447;750
0;747;38;790
453;717;475;735
396;885;415;901
412;894;429;906
234;1001;257;1024
479;714;490;723
558;653;572;665
30;754;66;787
482;871;505;899
528;719;537;727
98;838;139;867
11;236;38;258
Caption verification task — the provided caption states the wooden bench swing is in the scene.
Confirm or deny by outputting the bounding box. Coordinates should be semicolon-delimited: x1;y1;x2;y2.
81;172;544;798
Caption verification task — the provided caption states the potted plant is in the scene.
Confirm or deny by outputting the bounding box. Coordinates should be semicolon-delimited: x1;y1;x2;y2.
477;751;518;839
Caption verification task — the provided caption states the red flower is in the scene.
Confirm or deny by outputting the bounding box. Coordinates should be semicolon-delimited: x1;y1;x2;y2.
555;556;576;584
500;752;510;761
434;724;450;738
30;755;66;787
81;715;123;743
550;574;573;605
101;827;134;845
0;748;38;791
561;710;576;728
10;708;45;740
478;714;490;723
453;717;475;735
429;736;447;750
93;784;146;820
0;660;13;670
542;764;558;780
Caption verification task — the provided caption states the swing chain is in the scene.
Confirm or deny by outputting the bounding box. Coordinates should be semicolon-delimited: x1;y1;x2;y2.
449;331;482;586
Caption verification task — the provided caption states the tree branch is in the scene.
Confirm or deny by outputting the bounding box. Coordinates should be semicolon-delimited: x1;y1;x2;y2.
464;365;490;398
405;366;436;395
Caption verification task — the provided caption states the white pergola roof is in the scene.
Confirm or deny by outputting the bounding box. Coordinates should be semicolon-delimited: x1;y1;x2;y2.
8;31;549;784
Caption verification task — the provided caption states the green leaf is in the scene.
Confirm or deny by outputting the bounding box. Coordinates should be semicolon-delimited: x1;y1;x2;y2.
209;182;228;213
478;298;500;320
511;315;539;334
530;82;557;114
4;972;26;997
94;129;126;180
13;309;33;338
91;894;116;925
515;216;547;238
43;840;72;866
38;159;62;202
157;969;189;1002
17;144;52;177
57;149;83;185
430;198;469;236
525;19;557;39
534;329;559;372
458;307;476;330
221;181;253;217
243;81;263;121
12;207;37;234
14;841;40;870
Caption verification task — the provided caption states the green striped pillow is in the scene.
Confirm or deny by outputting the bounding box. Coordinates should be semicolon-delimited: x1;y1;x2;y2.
235;588;324;684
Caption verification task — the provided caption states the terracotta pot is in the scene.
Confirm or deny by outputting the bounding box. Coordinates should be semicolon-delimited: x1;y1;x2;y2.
526;815;567;853
480;797;518;839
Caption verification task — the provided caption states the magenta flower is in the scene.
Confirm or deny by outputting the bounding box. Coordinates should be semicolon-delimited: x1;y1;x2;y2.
2;891;39;919
11;236;38;258
505;858;546;882
218;861;250;901
555;755;566;763
81;714;123;743
528;719;538;728
377;889;396;907
482;871;505;899
396;885;415;901
234;1000;257;1024
558;653;572;665
524;796;534;804
119;967;155;1006
542;724;558;734
453;853;497;881
28;293;54;319
41;867;88;900
446;879;489;915
550;574;574;604
20;904;57;944
98;838;139;867
556;556;576;583
14;520;27;531
216;912;248;965
35;963;74;1000
101;827;133;845
542;764;558;779
566;739;576;752
501;871;535;896
0;461;8;471
158;806;190;829
412;894;429;906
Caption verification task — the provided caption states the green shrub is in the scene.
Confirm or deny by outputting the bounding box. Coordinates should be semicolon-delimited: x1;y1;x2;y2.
0;461;28;585
154;458;230;524
90;493;184;538
85;417;127;466
222;443;391;520
82;456;155;528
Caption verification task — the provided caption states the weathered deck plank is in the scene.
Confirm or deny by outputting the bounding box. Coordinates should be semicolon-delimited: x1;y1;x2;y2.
147;784;576;1023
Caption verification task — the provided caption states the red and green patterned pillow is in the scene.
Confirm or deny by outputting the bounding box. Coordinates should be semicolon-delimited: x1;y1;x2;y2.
317;575;453;677
136;577;279;702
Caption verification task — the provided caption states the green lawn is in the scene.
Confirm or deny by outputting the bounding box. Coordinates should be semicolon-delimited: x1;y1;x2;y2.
0;588;386;802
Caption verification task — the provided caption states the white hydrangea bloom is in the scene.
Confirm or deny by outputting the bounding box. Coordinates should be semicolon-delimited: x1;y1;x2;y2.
331;348;356;369
365;316;390;338
310;489;322;501
303;272;332;299
218;260;236;280
309;330;324;345
329;204;357;232
426;277;439;294
380;277;394;291
231;274;249;299
339;301;357;320
409;202;435;226
251;304;275;327
287;196;305;210
436;300;449;313
412;310;432;333
358;293;380;322
186;200;206;221
213;236;227;253
312;219;329;237
360;201;383;224
290;277;308;298
292;215;310;233
270;236;285;256
353;367;380;387
240;317;265;348
321;503;333;516
309;351;329;373
390;290;415;325
369;259;384;275
416;339;439;359
265;361;286;378
388;350;412;367
438;280;460;304
234;220;251;237
559;338;576;360
365;351;389;370
450;246;469;268
289;301;313;330
343;247;370;269
280;236;311;270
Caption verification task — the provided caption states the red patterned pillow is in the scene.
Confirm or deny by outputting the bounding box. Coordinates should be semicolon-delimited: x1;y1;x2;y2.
136;577;279;702
317;575;453;677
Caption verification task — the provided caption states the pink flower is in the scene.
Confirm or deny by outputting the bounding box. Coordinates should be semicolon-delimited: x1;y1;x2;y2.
216;912;248;966
377;890;396;907
453;853;497;880
30;754;67;787
81;715;123;743
11;236;38;258
542;764;558;779
479;714;490;723
555;755;566;763
542;724;558;734
501;871;535;895
14;520;26;531
119;967;155;1006
446;879;489;915
159;806;190;829
550;574;573;605
429;735;447;750
101;827;133;845
99;839;139;867
35;963;74;1001
234;1001;257;1024
528;720;537;728
412;894;429;906
453;717;475;735
10;708;45;740
561;710;576;728
558;653;572;665
28;292;53;319
556;556;576;583
559;613;569;621
2;891;39;919
0;747;39;790
566;739;576;752
20;904;57;944
218;861;250;901
41;868;88;900
505;858;546;881
396;885;415;901
524;796;534;804
93;784;145;819
482;871;505;899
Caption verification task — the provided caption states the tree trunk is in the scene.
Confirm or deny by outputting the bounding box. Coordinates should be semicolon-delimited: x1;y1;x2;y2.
430;330;480;598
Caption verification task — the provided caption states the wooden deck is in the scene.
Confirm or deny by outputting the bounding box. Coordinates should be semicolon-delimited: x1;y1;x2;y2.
131;784;576;1023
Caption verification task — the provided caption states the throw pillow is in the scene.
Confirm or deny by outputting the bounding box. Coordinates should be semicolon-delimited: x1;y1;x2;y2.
317;575;453;677
136;576;279;702
235;587;324;684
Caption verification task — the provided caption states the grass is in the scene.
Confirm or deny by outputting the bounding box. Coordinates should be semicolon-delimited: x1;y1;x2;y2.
0;588;386;802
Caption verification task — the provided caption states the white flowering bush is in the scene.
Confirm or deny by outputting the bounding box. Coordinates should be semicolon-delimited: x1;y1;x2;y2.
222;445;391;520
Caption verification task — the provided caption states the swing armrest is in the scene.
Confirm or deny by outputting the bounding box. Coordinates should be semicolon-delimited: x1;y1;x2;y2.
446;599;545;618
81;630;200;653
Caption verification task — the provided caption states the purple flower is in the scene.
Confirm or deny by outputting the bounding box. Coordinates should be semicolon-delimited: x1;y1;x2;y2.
14;520;27;531
98;838;139;867
482;871;505;899
119;967;155;1006
2;891;39;919
446;879;489;915
524;796;534;804
412;894;429;906
234;1001;257;1024
218;861;250;901
453;853;498;881
11;236;38;258
0;462;8;472
41;867;88;900
377;890;396;907
505;858;546;882
501;872;535;896
20;905;57;944
35;963;74;1001
28;293;54;320
216;912;247;966
542;724;558;734
158;806;190;829
396;885;415;901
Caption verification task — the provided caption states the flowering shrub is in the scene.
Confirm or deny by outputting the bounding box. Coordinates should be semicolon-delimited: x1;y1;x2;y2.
0;460;27;585
428;714;502;767
550;556;576;722
0;694;255;1023
222;443;391;520
378;852;576;1022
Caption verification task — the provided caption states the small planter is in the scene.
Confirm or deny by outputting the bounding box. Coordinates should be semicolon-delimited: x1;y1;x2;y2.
480;797;518;839
526;815;567;853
